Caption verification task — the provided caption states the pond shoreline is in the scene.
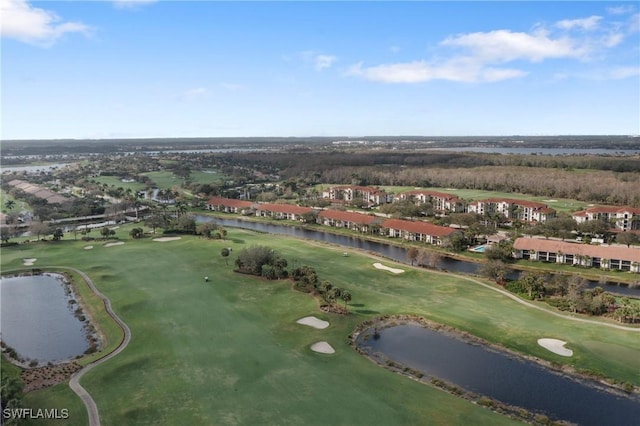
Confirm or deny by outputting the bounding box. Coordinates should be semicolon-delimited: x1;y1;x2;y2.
1;270;102;392
350;314;638;425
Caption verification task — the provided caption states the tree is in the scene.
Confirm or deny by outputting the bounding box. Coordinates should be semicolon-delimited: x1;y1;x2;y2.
0;227;11;243
129;227;144;239
29;221;51;240
518;271;546;299
616;232;639;247
341;290;352;308
1;370;24;426
221;247;230;266
175;214;197;234
100;227;116;238
4;199;16;211
145;213;168;233
52;228;64;241
479;260;508;285
197;222;216;238
407;247;419;266
443;231;468;252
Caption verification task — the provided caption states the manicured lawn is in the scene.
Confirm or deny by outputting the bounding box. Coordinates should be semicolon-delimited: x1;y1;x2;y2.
2;225;639;425
92;176;146;192
141;171;182;189
189;170;227;185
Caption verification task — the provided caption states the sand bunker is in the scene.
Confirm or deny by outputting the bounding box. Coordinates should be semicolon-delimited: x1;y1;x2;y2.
373;263;404;274
83;246;94;250
104;242;125;247
310;341;335;354
152;237;182;242
296;316;330;329
23;258;37;266
543;199;558;203
537;338;573;357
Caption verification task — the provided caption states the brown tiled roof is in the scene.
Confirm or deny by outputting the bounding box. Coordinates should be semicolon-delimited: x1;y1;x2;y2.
207;197;254;209
381;218;456;237
585;206;640;215
513;238;640;262
572;210;588;217
258;203;314;215
318;210;379;224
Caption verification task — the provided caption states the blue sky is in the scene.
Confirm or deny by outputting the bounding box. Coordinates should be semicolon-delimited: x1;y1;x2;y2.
2;1;639;139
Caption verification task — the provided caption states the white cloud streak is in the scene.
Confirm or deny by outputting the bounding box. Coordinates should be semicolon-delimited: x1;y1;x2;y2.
179;87;209;101
555;16;602;31
350;14;634;84
300;51;337;71
607;5;635;15
0;0;91;47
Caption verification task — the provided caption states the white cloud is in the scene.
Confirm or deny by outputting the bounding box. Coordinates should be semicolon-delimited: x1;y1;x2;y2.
347;58;526;84
0;0;91;47
441;29;586;62
314;54;337;71
607;5;635;15
607;66;640;79
630;13;640;32
179;87;209;101
300;51;337;71
112;0;157;9
555;16;602;31
349;12;638;85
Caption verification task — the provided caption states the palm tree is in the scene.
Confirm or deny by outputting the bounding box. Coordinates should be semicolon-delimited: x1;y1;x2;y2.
341;290;352;308
4;199;16;211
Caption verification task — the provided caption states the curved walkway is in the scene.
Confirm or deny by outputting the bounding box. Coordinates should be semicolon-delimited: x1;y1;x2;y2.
309;240;640;332
59;267;131;426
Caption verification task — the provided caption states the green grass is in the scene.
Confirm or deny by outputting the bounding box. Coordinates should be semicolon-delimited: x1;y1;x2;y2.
92;176;146;192
2;225;639;425
141;171;182;189
188;170;228;185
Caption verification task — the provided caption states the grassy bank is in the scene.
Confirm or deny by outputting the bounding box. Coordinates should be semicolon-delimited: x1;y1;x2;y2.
1;225;638;425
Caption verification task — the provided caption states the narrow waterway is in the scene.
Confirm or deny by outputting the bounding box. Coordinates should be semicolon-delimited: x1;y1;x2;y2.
196;215;640;296
356;322;640;426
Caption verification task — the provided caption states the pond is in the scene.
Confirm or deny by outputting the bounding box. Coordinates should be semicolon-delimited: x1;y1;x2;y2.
356;322;640;425
196;215;640;297
0;274;90;365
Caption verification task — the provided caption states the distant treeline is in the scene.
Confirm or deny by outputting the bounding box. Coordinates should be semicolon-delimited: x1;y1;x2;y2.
225;151;640;206
2;135;638;155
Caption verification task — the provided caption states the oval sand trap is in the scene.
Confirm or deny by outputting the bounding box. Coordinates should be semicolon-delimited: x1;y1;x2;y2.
152;237;182;242
83;246;94;250
23;258;37;266
538;338;573;357
373;262;404;274
296;316;329;329
311;341;335;354
104;242;125;247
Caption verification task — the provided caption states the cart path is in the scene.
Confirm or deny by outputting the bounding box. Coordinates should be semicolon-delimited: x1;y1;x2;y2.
58;267;131;426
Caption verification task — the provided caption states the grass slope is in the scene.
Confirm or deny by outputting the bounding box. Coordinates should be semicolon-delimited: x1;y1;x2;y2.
2;226;638;425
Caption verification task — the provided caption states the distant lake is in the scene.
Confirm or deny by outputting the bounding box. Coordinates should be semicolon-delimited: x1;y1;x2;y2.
0;274;89;365
423;147;639;155
0;163;75;173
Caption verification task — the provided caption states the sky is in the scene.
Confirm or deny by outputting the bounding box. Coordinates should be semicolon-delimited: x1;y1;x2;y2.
1;1;639;140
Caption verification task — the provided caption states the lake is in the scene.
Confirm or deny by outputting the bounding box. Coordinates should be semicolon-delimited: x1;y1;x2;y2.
356;322;640;425
0;274;89;365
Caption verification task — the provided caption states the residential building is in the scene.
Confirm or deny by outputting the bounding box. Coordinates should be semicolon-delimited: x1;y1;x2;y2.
322;185;390;206
572;206;640;231
513;238;640;272
317;210;382;233
254;203;314;221
395;190;464;213
380;218;457;245
207;197;255;214
467;198;556;223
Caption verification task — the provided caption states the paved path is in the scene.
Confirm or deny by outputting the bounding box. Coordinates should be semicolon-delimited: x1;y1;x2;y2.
58;267;132;426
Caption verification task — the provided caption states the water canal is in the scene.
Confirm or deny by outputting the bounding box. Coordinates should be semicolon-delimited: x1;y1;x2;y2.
197;215;640;297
